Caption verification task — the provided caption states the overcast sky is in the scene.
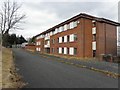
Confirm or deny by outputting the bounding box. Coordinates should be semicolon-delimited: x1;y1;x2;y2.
0;0;119;39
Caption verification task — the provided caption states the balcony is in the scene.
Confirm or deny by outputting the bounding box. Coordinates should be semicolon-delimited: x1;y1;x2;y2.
92;27;96;34
44;44;50;48
44;40;50;48
45;36;50;40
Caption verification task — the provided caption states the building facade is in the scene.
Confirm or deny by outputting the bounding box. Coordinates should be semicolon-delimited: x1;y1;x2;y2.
35;13;120;58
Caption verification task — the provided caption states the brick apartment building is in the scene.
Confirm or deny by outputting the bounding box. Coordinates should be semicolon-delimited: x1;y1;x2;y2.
35;13;120;58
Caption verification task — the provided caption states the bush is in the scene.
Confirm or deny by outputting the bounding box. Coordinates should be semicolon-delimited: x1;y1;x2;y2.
103;54;112;62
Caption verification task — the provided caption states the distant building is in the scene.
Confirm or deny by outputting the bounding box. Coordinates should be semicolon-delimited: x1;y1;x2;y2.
25;43;36;51
21;42;28;48
34;13;120;58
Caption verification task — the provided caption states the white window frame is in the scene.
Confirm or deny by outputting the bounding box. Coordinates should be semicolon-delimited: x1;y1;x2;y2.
64;24;67;31
92;27;96;34
64;47;67;54
59;47;62;54
73;21;77;27
67;24;70;29
69;47;74;55
69;34;74;42
92;41;96;50
64;35;67;42
59;37;62;43
70;22;74;29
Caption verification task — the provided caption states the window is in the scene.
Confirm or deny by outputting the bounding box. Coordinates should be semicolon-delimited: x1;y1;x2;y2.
74;48;77;55
67;48;69;54
57;48;59;53
59;37;62;43
64;36;67;42
69;47;74;55
93;50;96;57
36;48;38;51
69;34;74;42
59;26;64;32
38;42;41;45
70;34;77;42
64;24;67;31
73;21;77;27
64;47;67;54
59;47;62;54
70;22;74;29
67;24;70;29
52;48;54;53
52;39;55;44
92;21;96;27
74;34;77;41
55;28;59;34
92;27;96;34
67;35;70;42
62;37;64;42
93;34;96;41
92;41;96;50
62;48;64;54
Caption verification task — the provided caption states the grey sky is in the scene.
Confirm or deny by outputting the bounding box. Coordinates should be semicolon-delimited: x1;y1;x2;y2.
0;0;119;39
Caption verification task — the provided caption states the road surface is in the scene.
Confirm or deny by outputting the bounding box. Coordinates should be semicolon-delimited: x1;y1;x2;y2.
12;48;118;88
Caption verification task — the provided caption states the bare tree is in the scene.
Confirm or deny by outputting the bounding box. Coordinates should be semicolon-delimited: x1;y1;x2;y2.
0;0;26;35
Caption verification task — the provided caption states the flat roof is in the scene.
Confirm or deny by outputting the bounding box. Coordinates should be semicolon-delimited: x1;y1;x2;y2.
35;13;120;38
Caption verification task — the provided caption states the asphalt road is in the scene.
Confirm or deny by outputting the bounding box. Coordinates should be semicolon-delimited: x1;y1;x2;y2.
12;48;118;88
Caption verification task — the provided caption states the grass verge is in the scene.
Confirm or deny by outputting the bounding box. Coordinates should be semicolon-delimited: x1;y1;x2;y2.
2;47;26;88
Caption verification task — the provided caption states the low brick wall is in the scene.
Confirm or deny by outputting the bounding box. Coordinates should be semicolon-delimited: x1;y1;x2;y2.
25;44;36;52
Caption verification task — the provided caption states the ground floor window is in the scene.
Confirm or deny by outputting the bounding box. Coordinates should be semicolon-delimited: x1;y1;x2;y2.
52;48;54;53
74;48;77;55
93;50;96;57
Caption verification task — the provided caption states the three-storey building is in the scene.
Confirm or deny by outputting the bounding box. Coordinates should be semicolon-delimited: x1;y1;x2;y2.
35;13;120;58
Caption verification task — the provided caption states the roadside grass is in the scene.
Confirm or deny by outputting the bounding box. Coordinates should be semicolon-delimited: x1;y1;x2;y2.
2;47;25;88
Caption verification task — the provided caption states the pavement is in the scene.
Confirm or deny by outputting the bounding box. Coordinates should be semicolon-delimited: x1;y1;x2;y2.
12;48;118;88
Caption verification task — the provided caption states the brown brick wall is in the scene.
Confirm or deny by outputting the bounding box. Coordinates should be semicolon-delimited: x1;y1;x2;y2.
50;19;81;57
96;22;117;57
105;23;117;55
25;45;36;51
35;17;118;58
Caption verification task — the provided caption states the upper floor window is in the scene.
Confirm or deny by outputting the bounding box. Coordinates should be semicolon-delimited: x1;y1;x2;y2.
70;22;74;29
69;34;77;42
67;24;70;30
52;39;55;44
93;34;96;41
62;37;64;42
74;21;77;27
74;34;77;41
92;20;96;27
36;41;41;45
64;35;67;42
59;37;62;43
64;24;67;31
59;26;64;32
67;35;70;42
